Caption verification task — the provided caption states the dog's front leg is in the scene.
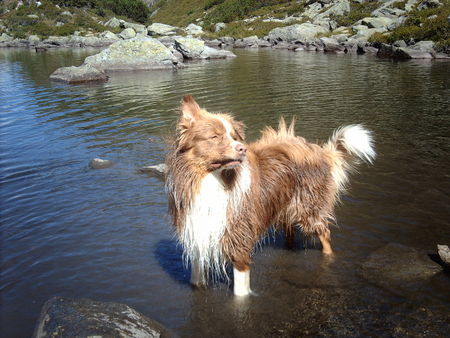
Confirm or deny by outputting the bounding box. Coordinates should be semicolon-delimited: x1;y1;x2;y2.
190;259;206;287
233;266;252;296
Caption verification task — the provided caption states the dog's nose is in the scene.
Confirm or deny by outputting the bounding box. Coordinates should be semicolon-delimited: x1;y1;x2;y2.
235;143;247;154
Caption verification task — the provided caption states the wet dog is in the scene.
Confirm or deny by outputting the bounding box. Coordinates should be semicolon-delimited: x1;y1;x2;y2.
165;96;375;296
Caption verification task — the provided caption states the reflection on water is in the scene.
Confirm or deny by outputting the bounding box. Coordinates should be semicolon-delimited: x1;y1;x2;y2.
1;48;449;337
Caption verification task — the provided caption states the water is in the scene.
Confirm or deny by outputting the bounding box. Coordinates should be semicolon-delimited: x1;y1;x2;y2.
1;48;449;337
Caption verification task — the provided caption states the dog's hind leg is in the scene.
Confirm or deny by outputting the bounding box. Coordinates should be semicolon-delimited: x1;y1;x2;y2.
318;228;333;255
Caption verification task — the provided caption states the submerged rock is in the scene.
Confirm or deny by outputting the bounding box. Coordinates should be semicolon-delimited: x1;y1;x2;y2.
84;37;180;71
360;243;441;290
89;158;114;169
50;64;108;84
32;297;174;338
139;163;167;179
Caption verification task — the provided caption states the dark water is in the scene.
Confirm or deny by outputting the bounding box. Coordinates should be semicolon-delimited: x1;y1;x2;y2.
1;47;449;337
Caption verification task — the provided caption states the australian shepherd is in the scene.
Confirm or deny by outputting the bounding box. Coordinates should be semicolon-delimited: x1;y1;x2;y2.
166;95;375;296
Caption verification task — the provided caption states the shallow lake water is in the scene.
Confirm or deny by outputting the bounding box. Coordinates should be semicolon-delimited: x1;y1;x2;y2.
1;47;449;337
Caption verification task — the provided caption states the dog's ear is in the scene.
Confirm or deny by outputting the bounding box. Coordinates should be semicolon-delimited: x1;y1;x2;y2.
180;95;201;124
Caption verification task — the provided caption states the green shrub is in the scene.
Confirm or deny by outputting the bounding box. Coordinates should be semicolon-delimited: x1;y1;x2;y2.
204;0;225;11
392;0;407;10
100;0;149;23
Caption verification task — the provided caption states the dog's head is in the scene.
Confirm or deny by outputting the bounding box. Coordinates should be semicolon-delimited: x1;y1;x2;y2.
175;95;247;171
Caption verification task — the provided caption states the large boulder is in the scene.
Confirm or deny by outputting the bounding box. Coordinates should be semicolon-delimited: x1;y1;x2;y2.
360;17;394;29
104;17;122;28
84;37;180;71
394;40;436;59
360;243;441;291
320;37;346;53
49;64;108;84
148;23;178;36
32;297;173;338
0;33;13;43
123;22;146;34
268;23;328;43
174;36;236;60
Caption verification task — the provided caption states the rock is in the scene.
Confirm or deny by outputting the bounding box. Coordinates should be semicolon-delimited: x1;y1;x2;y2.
234;35;259;48
50;65;108;84
61;10;72;16
271;41;298;50
123;22;146;34
417;0;441;10
360;243;441;290
214;22;226;32
88;158;114;169
393;39;407;47
204;39;222;47
377;43;396;57
27;14;39;19
361;17;394;29
84;37;180;71
43;36;69;46
394;40;436;59
28;35;41;44
139;163;167;179
100;30;120;41
104;17;123;28
405;0;420;11
219;36;235;45
119;27;136;40
185;23;203;35
257;38;272;47
174;36;235;60
0;33;13;43
268;23;328;44
32;297;173;338
148;23;178;36
437;245;450;265
320;37;346;53
317;0;351;18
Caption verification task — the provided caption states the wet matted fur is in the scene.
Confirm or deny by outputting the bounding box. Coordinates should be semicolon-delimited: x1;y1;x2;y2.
165;95;375;295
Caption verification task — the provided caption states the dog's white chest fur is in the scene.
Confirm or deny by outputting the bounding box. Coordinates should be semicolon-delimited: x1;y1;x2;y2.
180;164;251;278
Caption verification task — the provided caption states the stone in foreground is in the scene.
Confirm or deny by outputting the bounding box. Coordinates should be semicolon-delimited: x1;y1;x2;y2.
437;244;450;265
84;37;180;71
33;297;174;338
89;158;114;169
49;64;108;84
139;163;167;180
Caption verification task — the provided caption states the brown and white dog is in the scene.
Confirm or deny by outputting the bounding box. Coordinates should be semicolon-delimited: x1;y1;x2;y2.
166;95;375;296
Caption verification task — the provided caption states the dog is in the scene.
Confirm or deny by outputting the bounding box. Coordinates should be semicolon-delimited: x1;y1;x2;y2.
165;95;375;296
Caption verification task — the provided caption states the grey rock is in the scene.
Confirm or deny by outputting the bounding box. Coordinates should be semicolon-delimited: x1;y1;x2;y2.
100;30;120;41
272;41;298;50
0;33;14;43
50;65;108;84
27;14;39;19
185;23;203;35
360;243;441;290
123;22;146;34
437;245;450;265
119;27;136;40
55;22;64;27
394;40;436;59
174;36;235;60
377;43;397;57
43;36;69;46
104;17;123;28
320;37;346;53
417;0;441;10
219;36;235;45
361;17;394;29
84;37;180;71
214;22;226;32
61;10;72;16
204;39;222;47
28;35;41;45
268;23;328;44
405;0;420;11
139;163;167;179
393;39;407;47
257;39;272;47
32;297;173;338
148;23;178;36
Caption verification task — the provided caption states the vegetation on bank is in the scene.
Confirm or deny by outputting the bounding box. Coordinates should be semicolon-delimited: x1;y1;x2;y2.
369;0;450;49
0;0;449;49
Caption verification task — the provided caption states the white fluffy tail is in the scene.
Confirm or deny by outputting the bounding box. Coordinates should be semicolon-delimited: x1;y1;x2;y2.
329;124;375;164
325;125;375;193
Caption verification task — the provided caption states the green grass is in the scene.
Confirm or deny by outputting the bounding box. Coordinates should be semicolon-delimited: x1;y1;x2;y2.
204;19;287;38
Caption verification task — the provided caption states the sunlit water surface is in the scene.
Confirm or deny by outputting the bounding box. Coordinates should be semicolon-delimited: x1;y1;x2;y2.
1;48;449;337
